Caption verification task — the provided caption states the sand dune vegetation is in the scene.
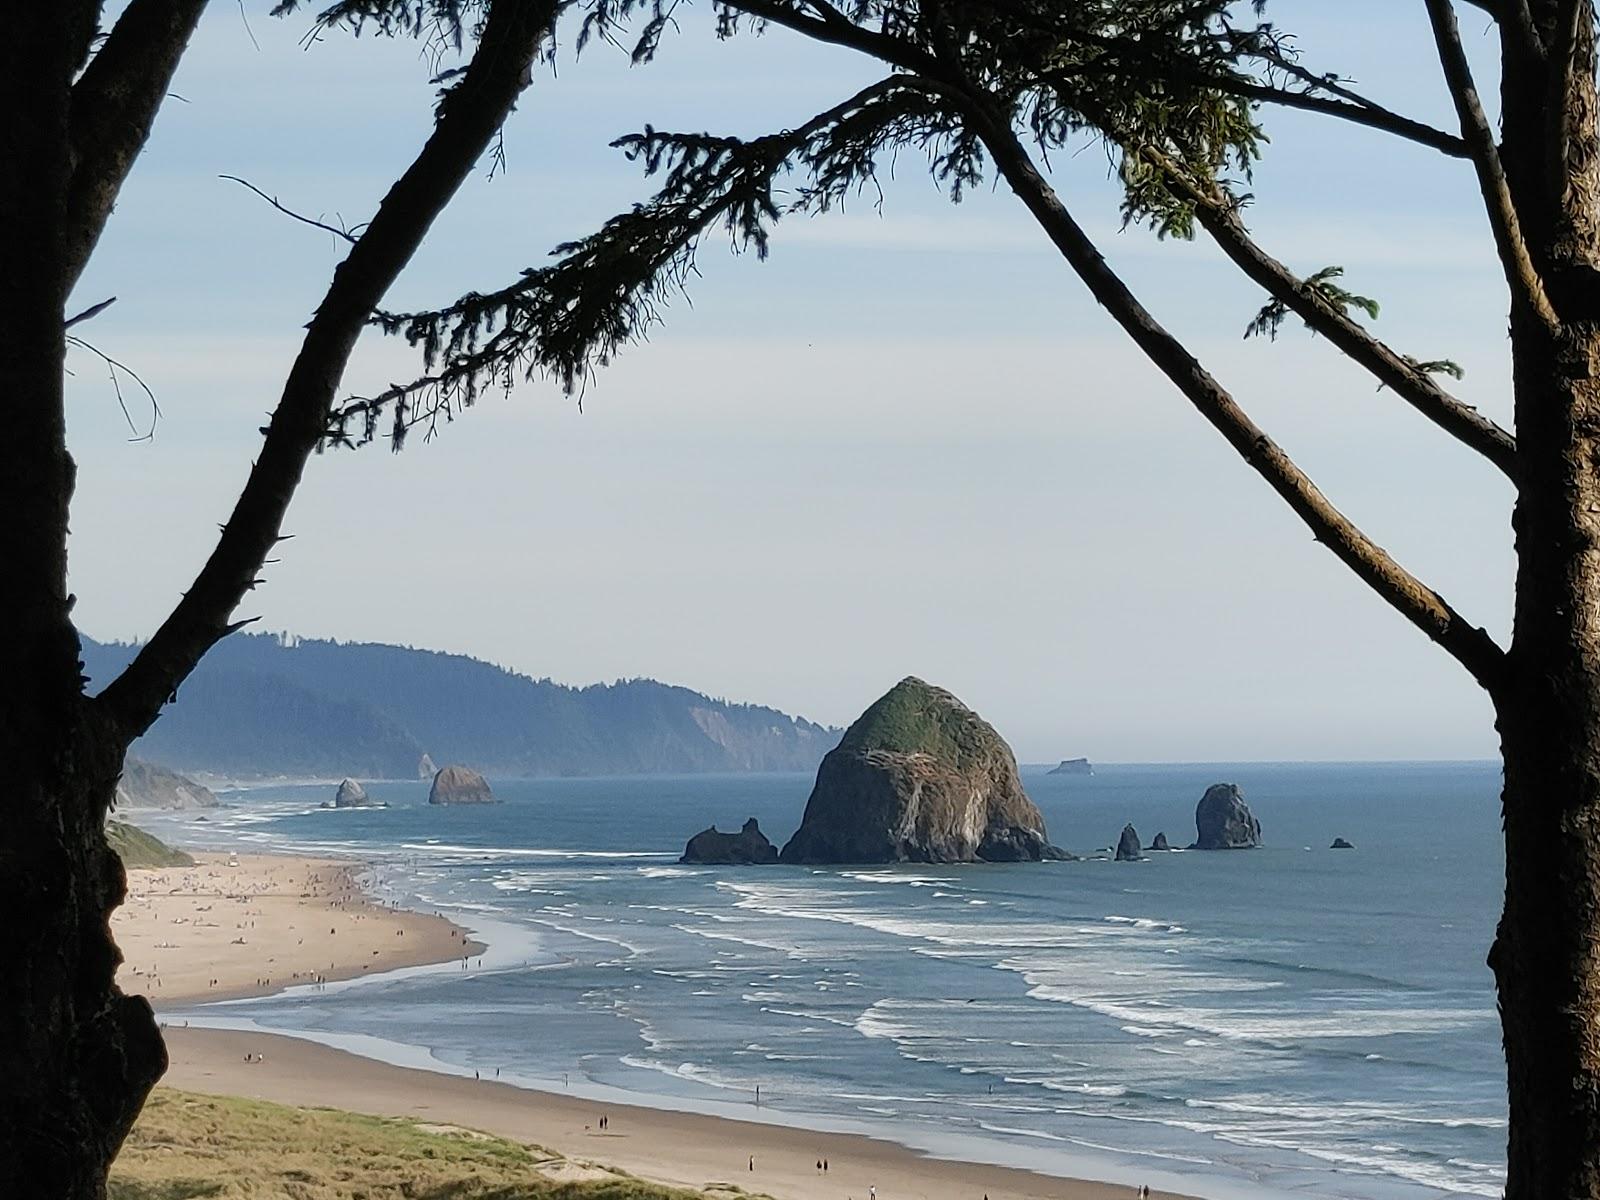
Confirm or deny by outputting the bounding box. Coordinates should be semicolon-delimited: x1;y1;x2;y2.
110;1089;744;1200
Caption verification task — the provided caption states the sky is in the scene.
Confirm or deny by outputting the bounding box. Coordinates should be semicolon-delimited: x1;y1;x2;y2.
67;2;1516;763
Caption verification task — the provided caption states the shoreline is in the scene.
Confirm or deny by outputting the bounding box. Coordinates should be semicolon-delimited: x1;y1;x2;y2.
162;1025;1200;1200
115;852;484;1005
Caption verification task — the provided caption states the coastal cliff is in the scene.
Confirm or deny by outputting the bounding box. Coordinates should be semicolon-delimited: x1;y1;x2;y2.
780;678;1069;864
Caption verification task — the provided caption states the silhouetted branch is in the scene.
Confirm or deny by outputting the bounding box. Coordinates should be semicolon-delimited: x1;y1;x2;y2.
219;174;363;243
98;0;564;738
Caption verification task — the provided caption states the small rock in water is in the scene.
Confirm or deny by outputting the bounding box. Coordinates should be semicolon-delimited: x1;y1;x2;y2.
1114;823;1144;861
1330;837;1356;850
681;818;779;865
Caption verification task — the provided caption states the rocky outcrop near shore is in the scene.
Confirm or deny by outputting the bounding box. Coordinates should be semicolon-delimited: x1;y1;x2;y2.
681;818;780;864
106;820;194;868
1115;824;1143;861
1330;837;1355;850
327;778;385;808
428;765;496;805
1047;758;1093;776
779;678;1070;864
1191;783;1261;849
1150;832;1171;851
115;758;218;811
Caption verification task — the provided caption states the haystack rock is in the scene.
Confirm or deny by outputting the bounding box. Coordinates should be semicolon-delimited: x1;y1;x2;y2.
680;818;779;865
428;765;496;805
1330;837;1356;850
417;753;438;780
329;778;384;808
1150;832;1171;851
1114;823;1143;861
779;677;1071;864
1191;783;1261;849
1047;757;1094;776
114;758;218;811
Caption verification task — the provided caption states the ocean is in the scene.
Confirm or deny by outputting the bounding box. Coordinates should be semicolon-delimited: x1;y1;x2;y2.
140;762;1507;1200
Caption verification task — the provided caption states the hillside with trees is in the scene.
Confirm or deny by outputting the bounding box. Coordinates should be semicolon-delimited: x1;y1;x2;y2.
81;634;839;780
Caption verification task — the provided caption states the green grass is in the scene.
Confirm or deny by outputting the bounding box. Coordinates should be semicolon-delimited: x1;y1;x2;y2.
107;821;194;869
837;677;991;765
110;1089;729;1200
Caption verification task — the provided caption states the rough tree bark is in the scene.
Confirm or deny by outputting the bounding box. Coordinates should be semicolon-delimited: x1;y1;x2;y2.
1492;3;1600;1195
0;3;561;1196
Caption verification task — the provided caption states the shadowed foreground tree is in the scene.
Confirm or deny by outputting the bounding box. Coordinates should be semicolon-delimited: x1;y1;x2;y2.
0;1;567;1195
352;2;1599;1195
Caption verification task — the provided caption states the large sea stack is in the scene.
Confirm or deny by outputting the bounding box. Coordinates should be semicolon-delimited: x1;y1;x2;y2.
681;818;779;865
1191;783;1261;849
428;765;496;805
779;678;1069;864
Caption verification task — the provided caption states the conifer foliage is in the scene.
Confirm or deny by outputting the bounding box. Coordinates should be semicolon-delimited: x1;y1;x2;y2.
355;4;1600;1197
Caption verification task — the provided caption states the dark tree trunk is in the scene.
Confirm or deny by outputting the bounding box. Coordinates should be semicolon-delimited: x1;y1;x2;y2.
0;696;163;1200
0;8;164;1196
1495;8;1600;1196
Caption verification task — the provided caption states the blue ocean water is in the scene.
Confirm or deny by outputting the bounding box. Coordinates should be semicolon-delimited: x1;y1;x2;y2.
146;763;1506;1200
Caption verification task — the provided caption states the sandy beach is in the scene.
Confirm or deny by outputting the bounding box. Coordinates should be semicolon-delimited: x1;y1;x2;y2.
114;853;483;1004
164;1026;1184;1200
124;850;1190;1200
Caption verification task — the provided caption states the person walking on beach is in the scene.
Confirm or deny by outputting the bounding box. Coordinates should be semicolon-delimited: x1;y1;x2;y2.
748;1157;754;1172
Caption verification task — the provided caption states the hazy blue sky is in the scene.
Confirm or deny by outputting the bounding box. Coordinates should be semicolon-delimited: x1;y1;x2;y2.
69;2;1514;762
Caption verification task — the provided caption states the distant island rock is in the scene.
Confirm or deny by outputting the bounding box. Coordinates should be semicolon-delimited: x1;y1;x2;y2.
1150;832;1171;851
428;765;496;805
324;778;385;809
1114;823;1143;861
680;818;779;865
779;677;1071;864
1330;837;1356;850
417;753;437;780
1047;758;1094;776
1191;783;1262;849
114;758;218;811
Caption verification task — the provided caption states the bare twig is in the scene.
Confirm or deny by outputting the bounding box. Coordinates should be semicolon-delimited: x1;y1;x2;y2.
219;174;361;243
67;334;162;441
64;296;117;329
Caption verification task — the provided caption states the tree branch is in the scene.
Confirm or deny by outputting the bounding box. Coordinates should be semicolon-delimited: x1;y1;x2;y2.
219;174;363;243
1140;146;1520;482
96;0;564;738
65;0;211;292
968;101;1509;692
1424;0;1560;330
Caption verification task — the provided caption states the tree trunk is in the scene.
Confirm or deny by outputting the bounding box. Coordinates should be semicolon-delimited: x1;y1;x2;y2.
1495;687;1600;1197
1495;8;1600;1192
0;651;163;1200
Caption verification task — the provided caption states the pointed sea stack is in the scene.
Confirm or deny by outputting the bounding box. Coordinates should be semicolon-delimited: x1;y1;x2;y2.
1150;832;1171;851
681;818;779;865
428;765;496;805
1114;824;1143;861
1190;783;1261;849
779;677;1070;864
